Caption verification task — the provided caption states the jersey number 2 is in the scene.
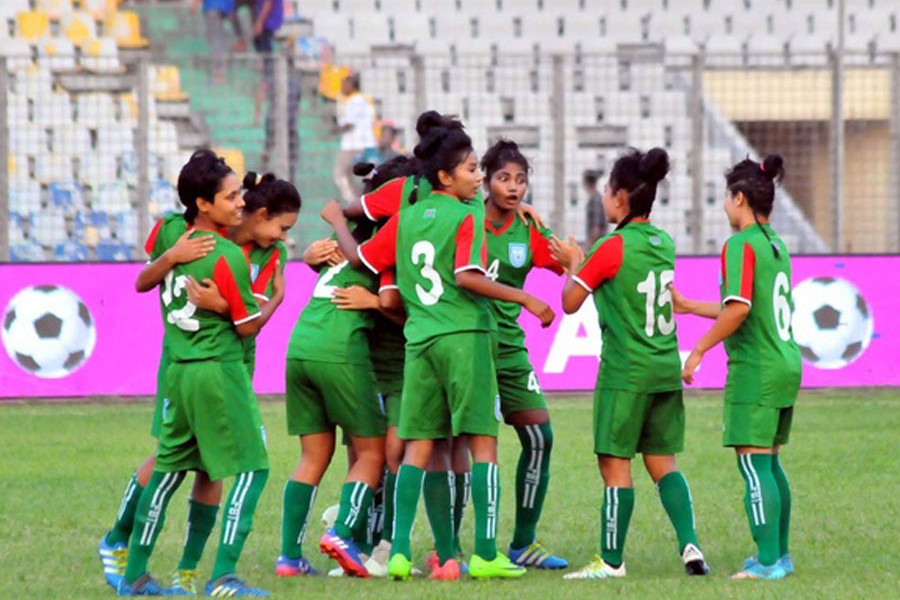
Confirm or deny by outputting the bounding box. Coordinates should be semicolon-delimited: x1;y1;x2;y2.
636;270;675;337
412;241;444;305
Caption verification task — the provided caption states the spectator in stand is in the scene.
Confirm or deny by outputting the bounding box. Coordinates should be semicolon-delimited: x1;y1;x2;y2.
358;119;403;166
584;169;607;247
192;0;234;84
229;0;257;52
332;74;376;204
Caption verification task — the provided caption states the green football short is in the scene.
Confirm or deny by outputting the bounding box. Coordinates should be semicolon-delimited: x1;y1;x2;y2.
383;390;401;429
593;388;685;457
242;337;257;379
399;332;500;440
285;359;386;438
496;348;547;421
150;345;170;439
723;403;793;448
157;359;269;481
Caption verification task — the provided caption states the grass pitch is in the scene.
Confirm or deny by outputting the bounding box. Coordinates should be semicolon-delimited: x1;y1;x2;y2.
1;390;898;599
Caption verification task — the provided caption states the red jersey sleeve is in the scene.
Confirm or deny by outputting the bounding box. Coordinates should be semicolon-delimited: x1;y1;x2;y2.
213;255;260;324
721;240;756;305
454;213;486;273
358;213;399;274
379;269;398;292
360;177;406;221
529;225;564;275
251;249;281;299
144;219;164;257
574;235;624;291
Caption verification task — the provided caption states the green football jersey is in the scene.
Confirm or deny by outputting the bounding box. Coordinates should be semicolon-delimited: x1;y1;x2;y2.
147;215;261;362
241;240;288;371
720;224;802;407
286;260;378;365
359;191;492;347
485;214;563;364
574;220;681;392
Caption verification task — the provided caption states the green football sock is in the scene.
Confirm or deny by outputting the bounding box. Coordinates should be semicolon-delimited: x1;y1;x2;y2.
471;462;500;561
211;470;269;580
737;454;782;567
106;474;145;546
124;471;187;583
600;487;634;567
772;453;792;557
453;470;469;554
511;423;553;549
657;471;699;552
280;480;316;559
333;481;374;541
177;499;219;570
382;471;396;543
391;465;425;560
424;471;456;564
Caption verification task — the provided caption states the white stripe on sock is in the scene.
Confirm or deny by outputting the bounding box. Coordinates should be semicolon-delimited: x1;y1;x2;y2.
296;486;317;545
741;455;766;527
224;472;253;545
140;472;180;546
116;478;138;521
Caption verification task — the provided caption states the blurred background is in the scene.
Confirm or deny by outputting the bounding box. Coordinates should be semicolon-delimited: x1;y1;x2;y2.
1;0;898;262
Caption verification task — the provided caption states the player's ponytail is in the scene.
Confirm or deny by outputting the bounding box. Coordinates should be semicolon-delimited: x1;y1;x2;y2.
243;171;301;217
176;149;234;224
608;147;670;231
725;154;785;258
413;110;473;192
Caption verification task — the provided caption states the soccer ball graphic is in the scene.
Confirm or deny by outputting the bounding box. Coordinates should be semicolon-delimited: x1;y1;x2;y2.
791;277;873;369
2;285;97;378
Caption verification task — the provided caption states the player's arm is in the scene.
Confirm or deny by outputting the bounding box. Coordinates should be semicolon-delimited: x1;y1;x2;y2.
322;200;399;275
135;228;216;292
670;285;721;319
530;225;565;275
453;214;555;327
682;241;755;384
209;255;264;338
517;203;546;228
557;234;619;314
343;177;405;222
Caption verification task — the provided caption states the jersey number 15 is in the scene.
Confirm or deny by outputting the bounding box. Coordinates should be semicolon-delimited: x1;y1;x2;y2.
636;270;675;337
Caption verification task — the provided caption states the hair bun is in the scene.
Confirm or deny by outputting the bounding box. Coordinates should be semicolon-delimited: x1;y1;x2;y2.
638;147;670;184
353;162;376;177
761;154;785;182
242;171;259;190
416;110;445;136
414;127;449;161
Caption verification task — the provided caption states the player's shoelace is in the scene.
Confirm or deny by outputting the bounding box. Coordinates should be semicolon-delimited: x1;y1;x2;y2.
172;569;199;594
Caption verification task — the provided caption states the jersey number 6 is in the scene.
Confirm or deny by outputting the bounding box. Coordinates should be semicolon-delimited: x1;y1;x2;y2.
636;269;675;337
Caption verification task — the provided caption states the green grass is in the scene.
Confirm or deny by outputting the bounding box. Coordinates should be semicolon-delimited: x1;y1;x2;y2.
1;390;899;598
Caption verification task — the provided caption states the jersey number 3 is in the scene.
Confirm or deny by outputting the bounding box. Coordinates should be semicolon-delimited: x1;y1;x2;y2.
636;270;675;337
412;241;444;305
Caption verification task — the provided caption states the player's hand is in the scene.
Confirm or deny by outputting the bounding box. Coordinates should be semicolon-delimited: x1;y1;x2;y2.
682;348;703;385
332;285;379;310
302;238;339;266
321;200;346;226
185;276;228;315
669;284;691;314
523;295;555;328
550;234;584;272
516;203;546;228
327;247;346;266
190;0;201;15
167;229;216;264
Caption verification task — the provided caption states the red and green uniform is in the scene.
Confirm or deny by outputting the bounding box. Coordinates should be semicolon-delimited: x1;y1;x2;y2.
359;191;499;439
574;220;683;457
285;259;385;438
361;175;485;223
719;224;801;447
369;270;405;428
241;241;288;377
485;214;563;418
144;215;268;480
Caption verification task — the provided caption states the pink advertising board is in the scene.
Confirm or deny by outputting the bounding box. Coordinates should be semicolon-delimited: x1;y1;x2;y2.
1;256;897;399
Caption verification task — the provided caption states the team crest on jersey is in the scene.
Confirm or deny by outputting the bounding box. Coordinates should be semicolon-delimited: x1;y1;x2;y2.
508;243;527;268
424;208;437;219
250;263;260;282
650;235;661;246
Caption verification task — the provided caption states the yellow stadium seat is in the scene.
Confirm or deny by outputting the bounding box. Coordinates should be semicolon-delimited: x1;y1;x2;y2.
215;149;246;180
105;10;149;49
8;154;16;177
63;10;97;46
151;65;189;102
17;11;51;41
318;63;351;101
80;0;115;20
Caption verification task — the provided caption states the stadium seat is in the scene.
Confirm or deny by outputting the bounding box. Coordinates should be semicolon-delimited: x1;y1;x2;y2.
31;208;68;246
39;37;78;71
94;181;131;214
150;179;180;217
97;123;135;154
35;0;75;21
16;11;51;42
89;210;112;239
96;240;132;261
0;0;31;22
63;10;97;46
76;92;117;127
34;92;74;126
149;122;179;155
10;241;47;262
215;148;246;179
11;126;48;156
36;153;74;183
2;38;36;70
113;211;138;246
150;65;189;102
80;153;118;188
8;213;26;245
54;239;90;261
9;181;44;215
105;10;149;49
48;181;85;214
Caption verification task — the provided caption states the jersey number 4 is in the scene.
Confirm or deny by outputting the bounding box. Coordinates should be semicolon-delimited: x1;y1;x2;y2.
636;270;675;337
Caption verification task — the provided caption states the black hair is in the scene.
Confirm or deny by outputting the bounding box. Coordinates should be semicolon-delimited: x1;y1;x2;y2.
412;110;474;192
725;154;785;258
480;139;530;183
608;147;670;230
242;171;302;217
176;149;234;224
582;169;600;187
353;155;421;194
